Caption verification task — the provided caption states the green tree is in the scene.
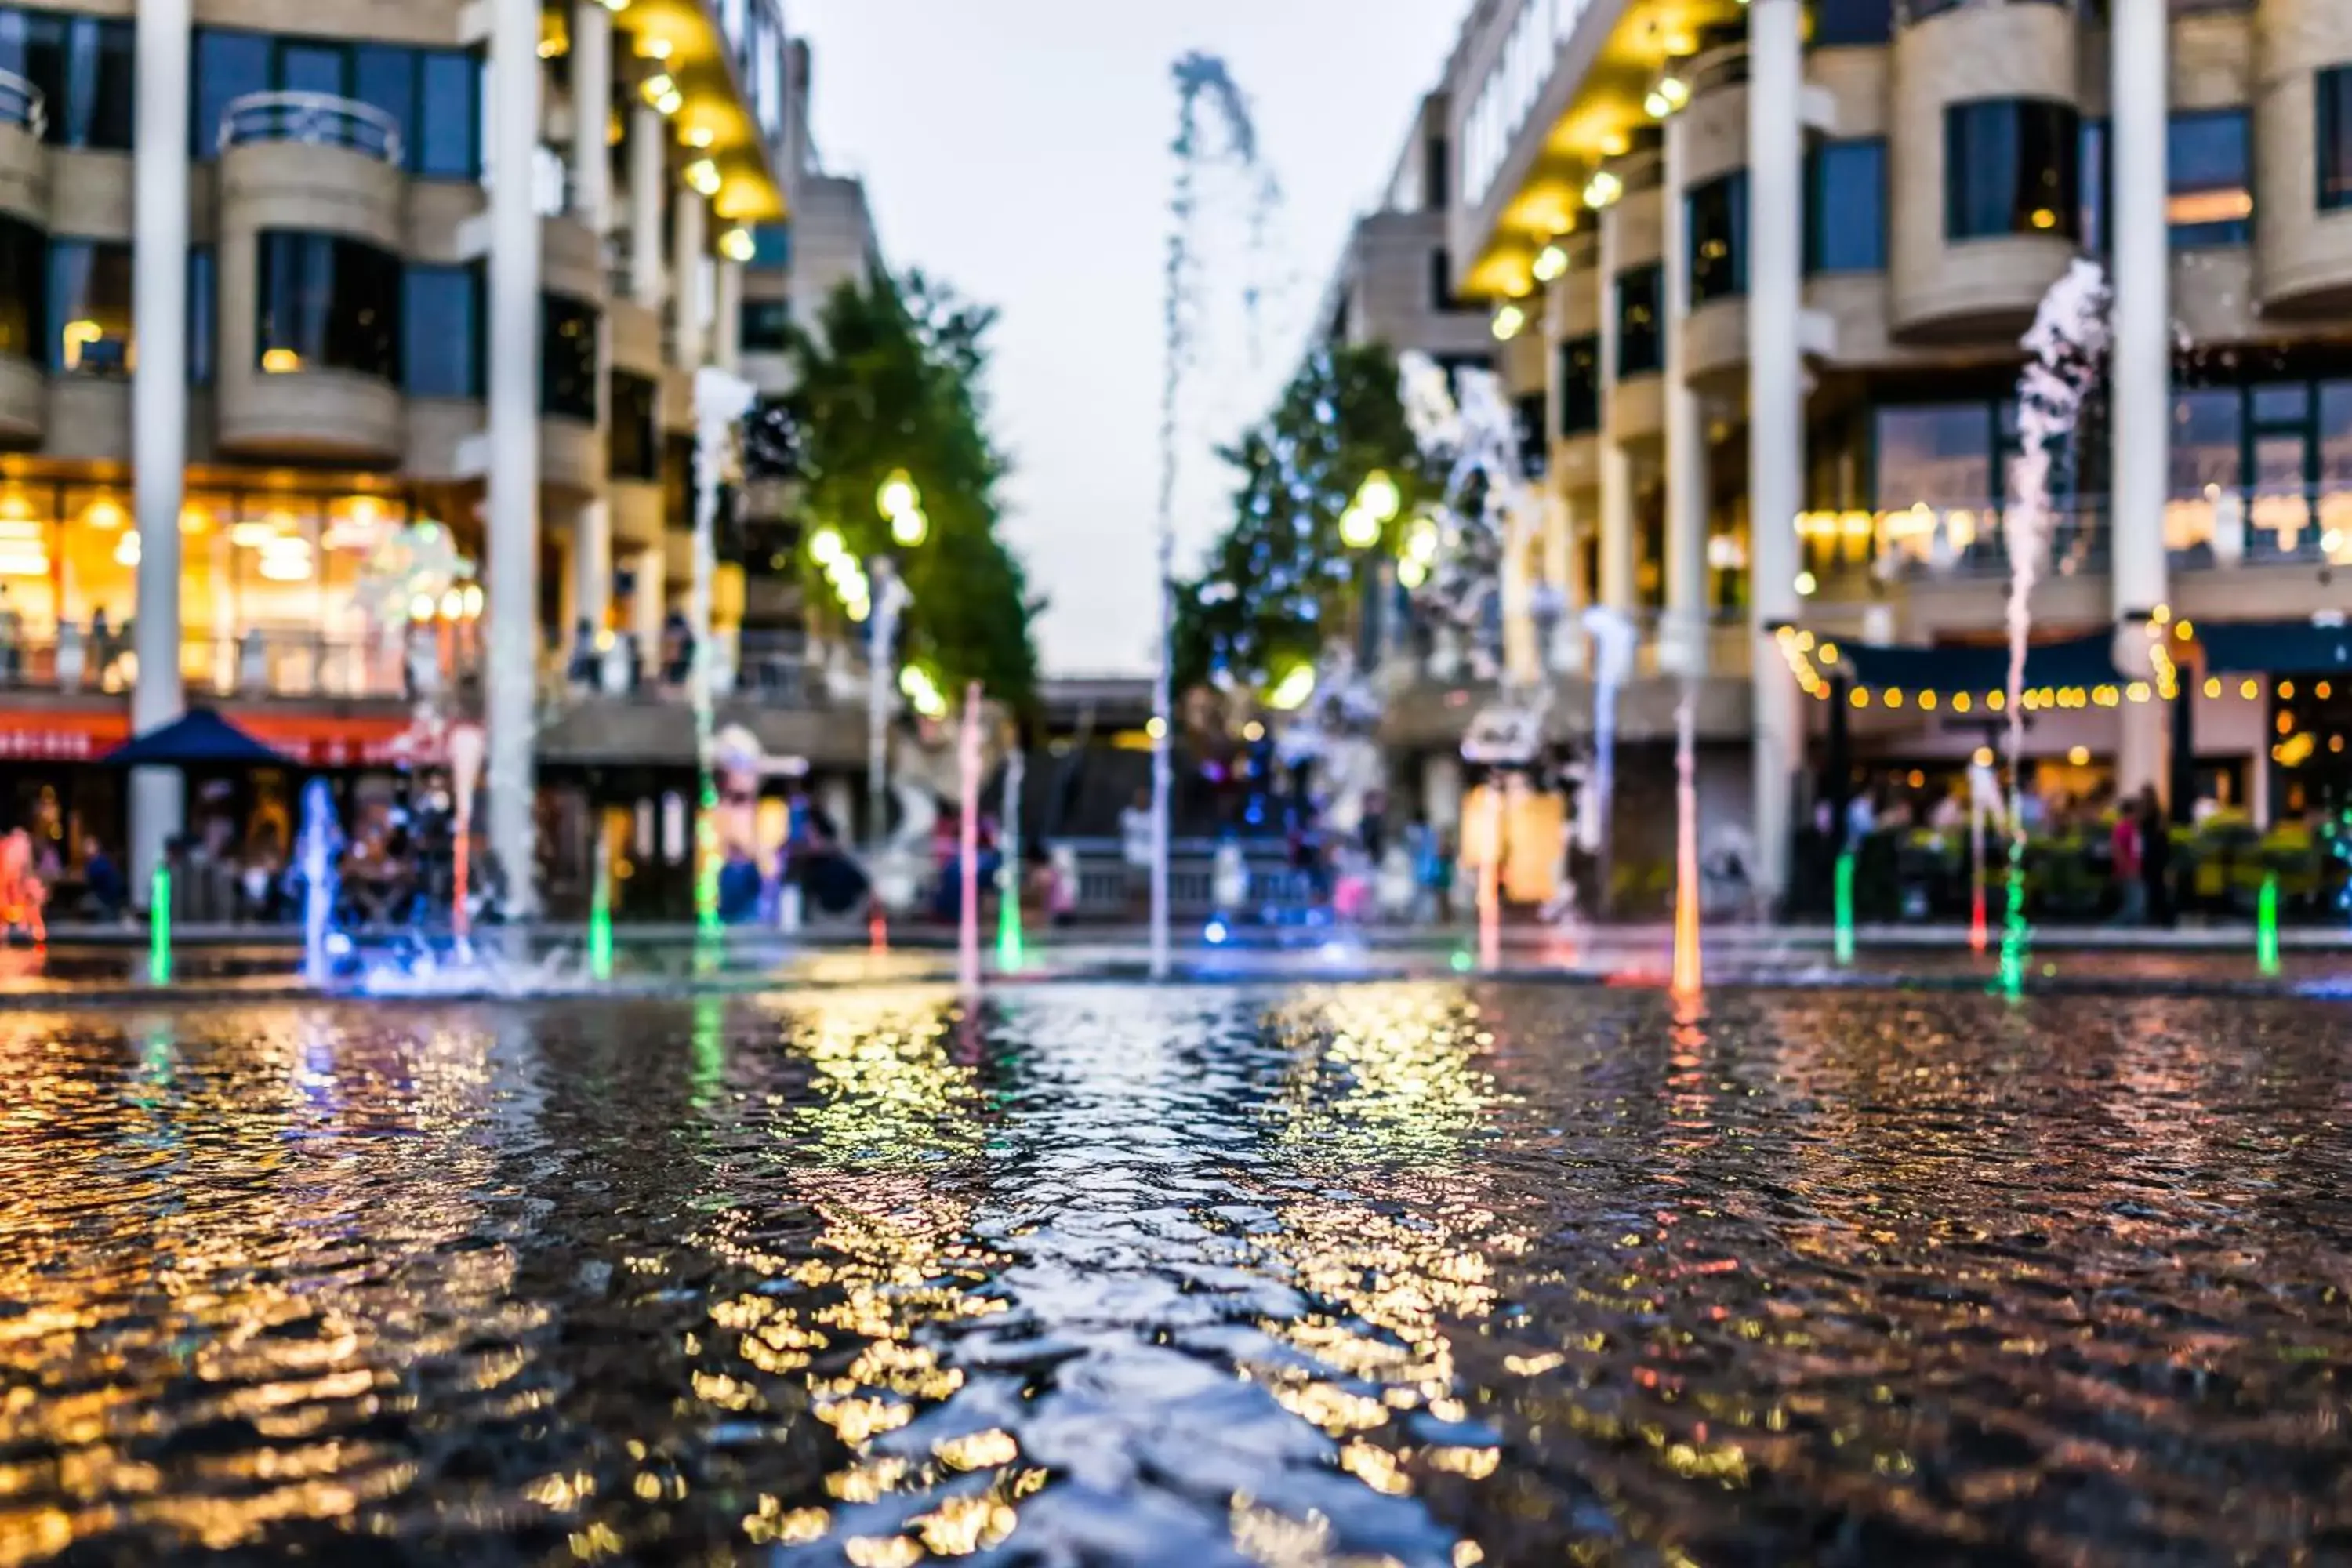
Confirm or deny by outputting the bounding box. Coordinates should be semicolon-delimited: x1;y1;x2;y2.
775;267;1040;709
1172;342;1436;694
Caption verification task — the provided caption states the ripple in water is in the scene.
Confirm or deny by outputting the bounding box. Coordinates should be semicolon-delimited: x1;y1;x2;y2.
1;985;2349;1563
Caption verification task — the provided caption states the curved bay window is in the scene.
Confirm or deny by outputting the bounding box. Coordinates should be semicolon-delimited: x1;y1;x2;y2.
1945;99;2081;241
255;230;401;380
46;241;132;375
1614;263;1664;378
1686;171;1748;305
541;293;601;422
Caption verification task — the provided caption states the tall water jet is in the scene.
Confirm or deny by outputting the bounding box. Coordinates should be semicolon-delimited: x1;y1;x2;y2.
691;366;757;969
1999;260;2112;996
297;777;343;986
446;722;485;944
1582;606;1639;912
997;744;1025;973
957;682;983;996
1152;52;1279;981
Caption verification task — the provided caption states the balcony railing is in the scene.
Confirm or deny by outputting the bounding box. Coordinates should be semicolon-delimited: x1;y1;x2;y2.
0;626;470;702
218;91;403;165
548;629;823;706
0;68;45;140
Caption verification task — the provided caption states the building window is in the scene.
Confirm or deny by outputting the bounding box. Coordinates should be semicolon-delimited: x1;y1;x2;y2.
2319;66;2352;211
609;371;659;480
1813;0;1893;45
45;239;132;375
353;43;418;161
1873;403;1996;513
1807;140;1887;273
740;297;792;354
541;294;600;421
187;33;480;176
2169;108;2252;245
255;230;401;380
2078;118;2111;256
1428;247;1475;314
2169;387;2241;499
1614;264;1664;378
417;48;482;177
749;222;790;269
2;10;135;150
1945;99;2082;241
188;246;214;387
1686;171;1748;305
191;29;270;157
1422;132;1451;212
1556;336;1600;437
0;213;42;362
401;263;482;397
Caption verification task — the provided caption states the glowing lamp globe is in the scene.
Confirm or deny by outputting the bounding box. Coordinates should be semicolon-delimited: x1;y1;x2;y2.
876;470;920;521
1338;506;1381;550
1357;470;1402;523
810;526;845;566
890;505;929;548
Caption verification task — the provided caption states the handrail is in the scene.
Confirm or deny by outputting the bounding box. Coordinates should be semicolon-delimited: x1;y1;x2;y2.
1688;42;1749;97
0;68;45;140
218;90;403;166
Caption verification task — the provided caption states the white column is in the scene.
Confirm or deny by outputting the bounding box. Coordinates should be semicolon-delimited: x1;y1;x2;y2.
1747;0;1806;906
1596;212;1635;613
569;0;612;234
129;0;191;901
672;186;706;368
2112;0;2172;802
1544;489;1584;672
630;544;664;655
629;103;666;310
486;0;544;916
573;499;612;635
1661;111;1708;682
713;257;743;371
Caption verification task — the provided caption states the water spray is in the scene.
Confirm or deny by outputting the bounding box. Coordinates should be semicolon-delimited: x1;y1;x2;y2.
447;723;485;948
588;833;614;983
691;367;757;977
997;746;1025;973
2258;873;2281;978
1671;681;1704;1001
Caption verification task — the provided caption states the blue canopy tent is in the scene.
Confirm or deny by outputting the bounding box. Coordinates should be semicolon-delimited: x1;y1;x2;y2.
101;709;296;769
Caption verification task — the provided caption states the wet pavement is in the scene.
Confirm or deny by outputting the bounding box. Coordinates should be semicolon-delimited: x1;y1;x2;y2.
2;985;2350;1564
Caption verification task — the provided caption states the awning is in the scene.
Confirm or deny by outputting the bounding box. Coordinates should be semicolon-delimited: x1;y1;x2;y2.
1805;632;2118;695
2198;619;2352;675
101;709;296;768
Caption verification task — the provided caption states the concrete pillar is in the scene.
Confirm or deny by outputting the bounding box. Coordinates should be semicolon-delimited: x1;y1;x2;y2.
1595;211;1636;615
1421;752;1464;835
2111;0;2171;802
1661;111;1708;682
569;0;612;234
713;257;743;371
485;0;544;916
672;187;706;369
1747;0;1806;903
629;103;666;310
630;544;663;656
129;0;191;899
574;499;612;633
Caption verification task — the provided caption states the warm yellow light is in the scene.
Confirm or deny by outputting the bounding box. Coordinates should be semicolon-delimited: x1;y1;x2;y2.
1657;74;1690;110
228;519;282;549
876;470;920;521
655;89;683;116
2173;619;2194;641
1953;692;1973;713
1918;691;1938;711
684;158;721;196
1883;688;1904;709
2241;678;2259;700
1396;557;1428;590
461;583;485;619
1849;688;1869;709
409;591;437;622
114;531;140;567
1145;717;1168;740
260;347;303;374
1357;469;1401;523
1242;720;1265;742
1266;663;1317;711
890;506;929;548
2280;680;2296;699
810;526;845;566
2321;681;2336;700
1987;690;2005;711
2067;745;2090;767
2030;208;2057;230
2204;677;2221;699
844;598;870;623
1338;506;1381;550
1793;570;1817;597
637;35;672;60
83;496;125;530
718;226;756;263
684;125;715;149
1531;243;1568;283
1406;517;1440;564
1582;169;1623;209
1490;303;1526;341
598;0;629;12
640;73;674;103
1973;746;1995;768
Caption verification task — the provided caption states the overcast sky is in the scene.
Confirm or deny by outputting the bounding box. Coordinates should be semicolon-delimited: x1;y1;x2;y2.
788;0;1465;675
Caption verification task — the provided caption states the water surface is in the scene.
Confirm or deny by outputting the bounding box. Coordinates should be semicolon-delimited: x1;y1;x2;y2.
2;985;2348;1564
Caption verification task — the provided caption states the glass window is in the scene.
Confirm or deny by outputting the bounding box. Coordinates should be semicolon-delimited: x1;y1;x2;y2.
401;263;482;397
1807;140;1887;273
46;240;132;375
2170;387;2241;496
1813;0;1893;45
541;294;600;421
1614;264;1663;378
1873;405;1994;510
609;371;659;479
1945;100;2082;241
188;245;214;387
2321;381;2352;488
1558;335;1600;437
2320;67;2352;211
255;230;401;380
2168;108;2252;245
2078;118;2111;256
1515;391;1548;477
0;212;42;361
191;28;270;158
3;13;134;151
740;297;792;354
353;45;417;158
276;42;345;98
749;222;791;269
416;49;482;179
1687;171;1748;304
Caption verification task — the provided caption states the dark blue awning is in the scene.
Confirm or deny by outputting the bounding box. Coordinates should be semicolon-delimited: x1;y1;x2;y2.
101;709;295;768
2198;619;2352;675
1816;633;2117;695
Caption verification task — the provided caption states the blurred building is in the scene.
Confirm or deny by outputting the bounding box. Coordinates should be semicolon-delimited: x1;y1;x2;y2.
0;0;883;912
1349;0;2352;902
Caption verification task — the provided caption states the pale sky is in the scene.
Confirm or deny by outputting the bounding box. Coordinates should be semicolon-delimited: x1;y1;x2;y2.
788;1;1465;675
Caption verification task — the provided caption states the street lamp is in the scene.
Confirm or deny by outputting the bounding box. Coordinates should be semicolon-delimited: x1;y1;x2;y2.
1339;469;1400;550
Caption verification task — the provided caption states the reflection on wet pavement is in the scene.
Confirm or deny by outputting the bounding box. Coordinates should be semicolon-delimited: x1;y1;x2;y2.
2;985;2350;1563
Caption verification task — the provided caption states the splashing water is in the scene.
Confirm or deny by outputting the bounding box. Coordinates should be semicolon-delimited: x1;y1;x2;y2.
1396;353;1547;689
297;778;345;987
1999;260;2113;996
1152;53;1279;980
